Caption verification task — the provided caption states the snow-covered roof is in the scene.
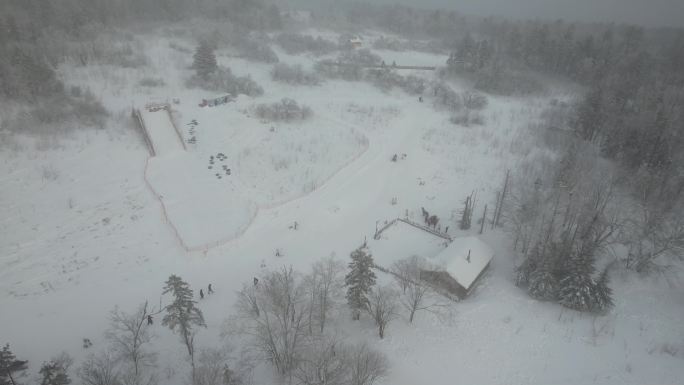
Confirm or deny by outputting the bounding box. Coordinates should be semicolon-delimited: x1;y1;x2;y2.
434;236;493;291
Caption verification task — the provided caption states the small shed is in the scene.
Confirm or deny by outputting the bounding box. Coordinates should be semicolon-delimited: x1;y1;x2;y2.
420;236;493;299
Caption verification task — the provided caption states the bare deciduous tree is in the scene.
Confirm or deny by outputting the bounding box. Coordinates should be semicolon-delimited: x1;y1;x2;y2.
348;344;388;385
305;257;345;334
106;302;158;385
294;336;348;385
392;256;444;323
624;202;684;273
231;267;308;375
194;347;249;385
366;286;398;339
78;352;122;385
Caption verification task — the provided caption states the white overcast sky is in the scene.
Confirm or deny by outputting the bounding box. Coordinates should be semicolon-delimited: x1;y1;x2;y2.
346;0;684;27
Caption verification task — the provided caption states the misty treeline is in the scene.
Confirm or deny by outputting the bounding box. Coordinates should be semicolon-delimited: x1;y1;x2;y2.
3;249;452;385
0;0;279;133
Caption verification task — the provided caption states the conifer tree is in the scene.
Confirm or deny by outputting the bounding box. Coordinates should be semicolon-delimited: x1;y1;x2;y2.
594;265;614;312
345;247;377;320
192;41;217;79
162;275;206;384
528;249;560;301
39;361;70;385
0;344;28;385
557;252;599;312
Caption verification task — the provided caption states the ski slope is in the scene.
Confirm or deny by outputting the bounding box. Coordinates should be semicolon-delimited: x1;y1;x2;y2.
140;108;255;250
139;109;185;156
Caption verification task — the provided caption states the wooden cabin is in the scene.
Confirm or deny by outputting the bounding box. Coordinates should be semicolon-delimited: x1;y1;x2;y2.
420;236;493;299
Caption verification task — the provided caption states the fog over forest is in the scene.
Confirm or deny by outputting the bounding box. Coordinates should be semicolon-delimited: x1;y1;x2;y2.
310;0;684;27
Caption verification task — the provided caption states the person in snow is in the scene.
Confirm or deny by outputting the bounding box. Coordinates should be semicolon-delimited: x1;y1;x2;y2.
147;315;153;325
200;289;204;299
253;277;259;286
275;249;281;257
208;284;214;294
294;221;298;230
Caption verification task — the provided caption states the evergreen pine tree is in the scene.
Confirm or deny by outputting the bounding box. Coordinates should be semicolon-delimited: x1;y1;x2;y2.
557;251;601;312
345;247;377;320
192;41;217;79
39;361;70;385
0;344;28;385
162;275;206;384
528;246;560;301
593;265;614;312
558;272;596;312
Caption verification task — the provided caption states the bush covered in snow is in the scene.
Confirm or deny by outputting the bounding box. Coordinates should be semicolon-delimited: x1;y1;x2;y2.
2;89;109;133
275;33;338;56
315;59;364;81
271;63;320;86
431;82;462;112
187;67;263;97
450;110;484;126
233;37;279;63
339;48;383;67
372;36;443;53
365;69;426;95
316;49;385;82
461;91;488;110
138;77;166;87
254;98;312;122
475;65;544;96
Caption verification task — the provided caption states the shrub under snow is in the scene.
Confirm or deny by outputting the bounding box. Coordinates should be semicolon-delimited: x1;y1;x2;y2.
271;63;320;86
275;33;338;56
254;98;312;122
187;67;263;97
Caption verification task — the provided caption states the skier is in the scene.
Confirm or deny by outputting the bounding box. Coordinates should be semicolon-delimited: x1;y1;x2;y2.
147;315;153;325
208;284;214;294
275;249;281;257
253;277;259;286
445;226;449;233
294;221;298;230
200;289;204;299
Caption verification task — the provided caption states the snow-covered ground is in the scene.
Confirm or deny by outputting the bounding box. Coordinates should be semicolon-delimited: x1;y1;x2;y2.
1;28;682;385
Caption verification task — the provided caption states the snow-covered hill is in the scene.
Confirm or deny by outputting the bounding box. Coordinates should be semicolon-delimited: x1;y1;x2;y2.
1;29;682;385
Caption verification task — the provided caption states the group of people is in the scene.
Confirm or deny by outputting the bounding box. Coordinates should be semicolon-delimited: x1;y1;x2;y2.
199;283;214;299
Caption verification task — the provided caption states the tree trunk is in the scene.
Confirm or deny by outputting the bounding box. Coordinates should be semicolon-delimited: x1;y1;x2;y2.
495;170;510;227
480;204;487;234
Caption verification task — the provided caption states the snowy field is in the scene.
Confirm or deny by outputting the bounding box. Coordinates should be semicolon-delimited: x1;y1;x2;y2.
1;27;683;385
